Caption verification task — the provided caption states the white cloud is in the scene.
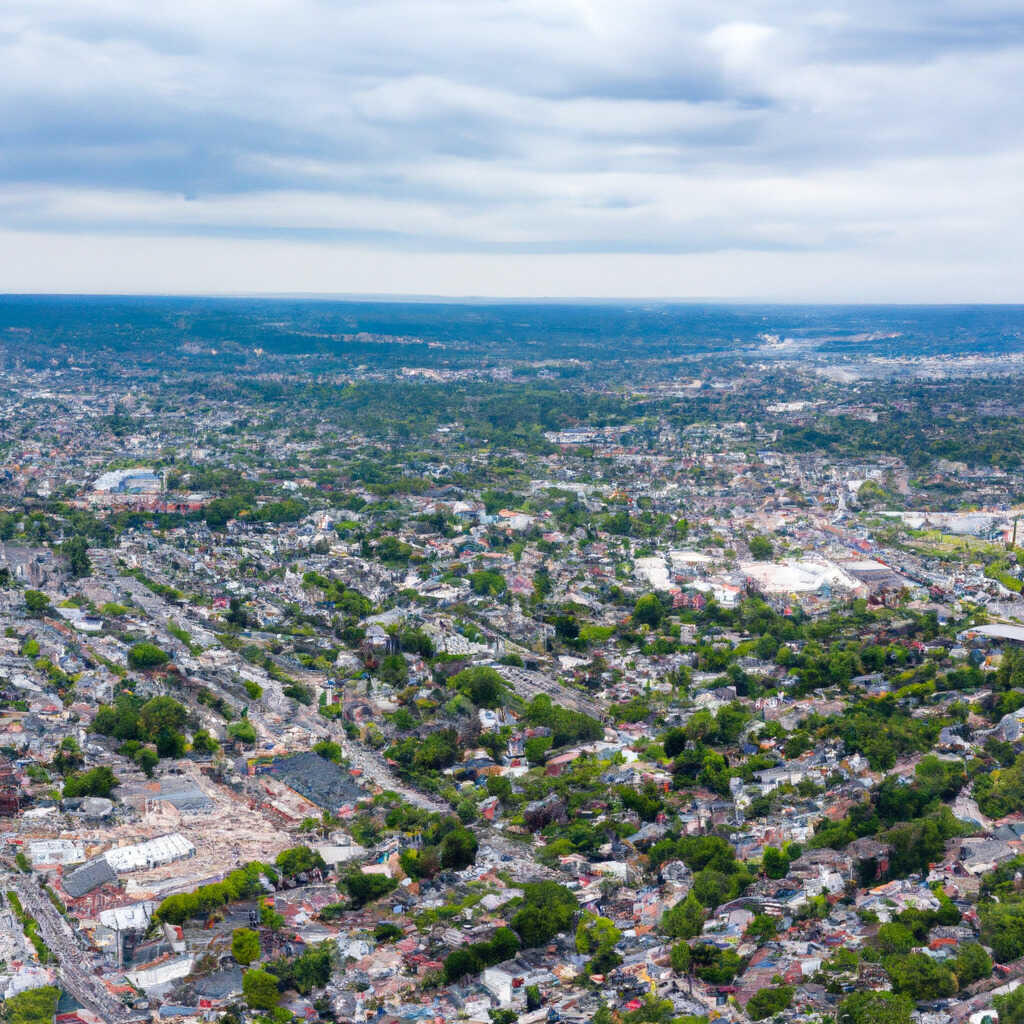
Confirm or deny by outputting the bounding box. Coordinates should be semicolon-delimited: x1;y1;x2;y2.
0;0;1021;296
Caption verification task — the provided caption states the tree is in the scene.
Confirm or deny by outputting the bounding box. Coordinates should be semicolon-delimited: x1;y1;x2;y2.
443;946;482;983
451;666;507;708
4;985;60;1024
691;944;741;984
378;652;409;686
53;735;84;775
191;729;219;755
954;942;992;986
662;727;687;759
747;986;794;1021
232;927;261;965
268;942;333;995
980;901;1024;961
135;746;159;777
260;901;285;932
995;986;1024;1024
576;912;623;975
24;590;49;615
375;922;403;943
633;593;664;628
341;870;398;908
762;846;789;879
745;913;779;945
510;881;578;948
526;984;542;1011
411;728;459;770
228;719;257;746
884;951;956;1000
242;968;280;1011
276;845;327;877
669;940;691;974
139;695;187;737
62;535;92;577
875;922;914;956
128;641;170;670
63;765;118;798
440;826;479;870
524;735;552;765
470;569;506;596
225;595;249;627
661;893;704;939
838;991;913;1024
749;535;774;560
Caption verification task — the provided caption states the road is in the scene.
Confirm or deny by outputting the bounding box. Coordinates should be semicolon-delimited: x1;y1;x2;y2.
6;873;135;1023
339;738;451;814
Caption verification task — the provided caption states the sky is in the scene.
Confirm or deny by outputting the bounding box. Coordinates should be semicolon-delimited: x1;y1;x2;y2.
1;0;1023;300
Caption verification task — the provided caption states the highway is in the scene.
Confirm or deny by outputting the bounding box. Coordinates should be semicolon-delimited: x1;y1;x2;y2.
6;873;135;1023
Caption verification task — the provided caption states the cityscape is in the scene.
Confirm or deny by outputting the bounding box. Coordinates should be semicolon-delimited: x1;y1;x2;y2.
3;0;1024;1022
1;299;1024;1024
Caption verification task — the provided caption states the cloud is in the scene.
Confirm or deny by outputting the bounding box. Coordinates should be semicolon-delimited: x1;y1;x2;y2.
0;0;1022;296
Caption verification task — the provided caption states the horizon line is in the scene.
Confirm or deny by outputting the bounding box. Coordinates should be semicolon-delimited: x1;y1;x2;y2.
2;292;1024;307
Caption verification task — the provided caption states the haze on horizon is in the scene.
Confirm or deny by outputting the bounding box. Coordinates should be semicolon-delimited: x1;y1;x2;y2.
1;0;1022;302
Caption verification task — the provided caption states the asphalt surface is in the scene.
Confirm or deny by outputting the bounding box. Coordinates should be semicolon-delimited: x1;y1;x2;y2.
6;873;135;1023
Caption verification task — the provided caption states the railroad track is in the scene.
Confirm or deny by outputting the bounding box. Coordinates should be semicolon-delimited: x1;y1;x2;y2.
494;664;606;721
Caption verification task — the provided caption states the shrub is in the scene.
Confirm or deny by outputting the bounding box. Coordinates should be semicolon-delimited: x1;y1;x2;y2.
128;641;170;670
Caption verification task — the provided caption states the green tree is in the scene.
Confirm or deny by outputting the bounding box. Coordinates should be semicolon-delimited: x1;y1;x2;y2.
242;968;280;1011
575;912;623;974
4;985;60;1024
135;746;159;777
633;593;664;628
260;901;285;932
62;535;92;577
128;641;170;670
875;922;914;956
276;845;327;877
747;986;793;1020
470;569;507;596
443;946;483;983
378;652;409;686
228;719;257;746
440;826;479;870
669;940;691;974
980;901;1024;961
191;729;219;754
451;666;507;708
691;944;741;984
884;952;956;1000
524;735;552;764
661;893;704;939
745;913;778;945
341;870;398;908
232;927;261;965
24;590;49;615
954;942;992;986
838;991;913;1024
510;881;578;948
52;735;83;775
995;986;1024;1024
748;535;774;560
63;765;118;798
139;695;186;737
762;846;789;879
